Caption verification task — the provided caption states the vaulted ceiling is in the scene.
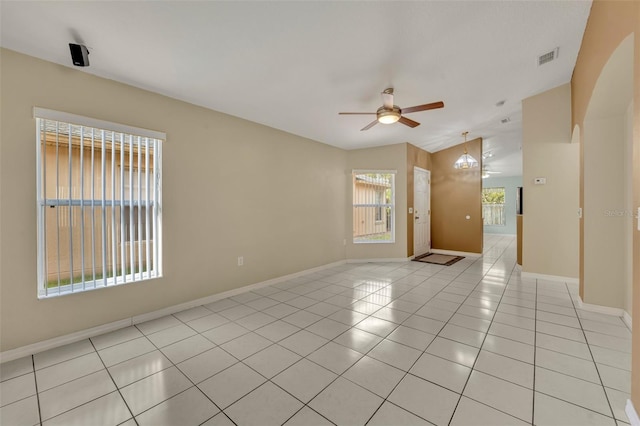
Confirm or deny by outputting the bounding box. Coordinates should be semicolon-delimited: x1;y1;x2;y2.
0;1;592;176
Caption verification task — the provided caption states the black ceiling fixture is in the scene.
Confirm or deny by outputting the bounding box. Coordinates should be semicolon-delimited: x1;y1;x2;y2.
69;43;90;67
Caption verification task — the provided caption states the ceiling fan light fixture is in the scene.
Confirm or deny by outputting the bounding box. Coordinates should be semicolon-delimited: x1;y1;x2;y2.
376;106;401;124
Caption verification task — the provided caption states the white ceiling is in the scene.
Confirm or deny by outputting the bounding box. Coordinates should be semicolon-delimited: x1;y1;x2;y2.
0;1;592;177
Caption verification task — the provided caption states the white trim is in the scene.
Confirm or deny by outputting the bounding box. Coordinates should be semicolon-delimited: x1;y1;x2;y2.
622;310;633;331
626;400;640;426
575;296;625;317
347;257;412;263
33;107;166;140
0;260;345;364
520;272;579;284
352;169;398;174
429;249;482;259
0;319;131;364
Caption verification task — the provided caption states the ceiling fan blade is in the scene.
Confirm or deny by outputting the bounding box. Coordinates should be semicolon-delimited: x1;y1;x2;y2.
361;120;379;131
398;116;420;128
381;88;394;109
401;101;445;114
339;112;376;115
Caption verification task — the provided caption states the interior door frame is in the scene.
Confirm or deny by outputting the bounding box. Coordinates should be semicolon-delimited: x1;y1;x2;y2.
413;166;431;257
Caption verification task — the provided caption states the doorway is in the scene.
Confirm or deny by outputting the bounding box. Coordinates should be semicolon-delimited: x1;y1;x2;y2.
414;167;431;257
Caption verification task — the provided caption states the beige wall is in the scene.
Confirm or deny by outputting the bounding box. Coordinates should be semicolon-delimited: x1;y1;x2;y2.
0;48;347;351
571;0;640;409
522;83;579;278
583;115;627;308
625;102;634;315
430;138;483;254
406;143;431;257
581;33;634;311
346;143;408;260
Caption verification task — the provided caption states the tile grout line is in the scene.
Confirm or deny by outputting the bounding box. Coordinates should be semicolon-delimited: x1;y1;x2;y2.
532;276;538;425
566;282;620;422
166;264;413;424
31;355;43;426
275;262;447;425
360;237;514;425
445;240;522;425
129;321;238;426
268;259;460;424
361;262;479;425
223;259;439;425
88;339;140;426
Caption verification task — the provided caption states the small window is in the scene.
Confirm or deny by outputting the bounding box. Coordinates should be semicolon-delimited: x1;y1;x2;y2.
35;108;164;298
482;187;506;226
353;171;395;243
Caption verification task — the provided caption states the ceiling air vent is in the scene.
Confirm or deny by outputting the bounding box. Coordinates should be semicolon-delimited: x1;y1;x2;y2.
538;48;559;66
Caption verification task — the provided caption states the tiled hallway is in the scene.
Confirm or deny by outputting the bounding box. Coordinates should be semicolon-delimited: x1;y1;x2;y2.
0;235;632;425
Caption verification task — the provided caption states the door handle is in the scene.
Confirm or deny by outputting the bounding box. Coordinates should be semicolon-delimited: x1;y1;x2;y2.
415;216;420;220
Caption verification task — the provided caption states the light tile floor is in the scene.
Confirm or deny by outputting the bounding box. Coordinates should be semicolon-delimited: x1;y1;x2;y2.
0;235;633;426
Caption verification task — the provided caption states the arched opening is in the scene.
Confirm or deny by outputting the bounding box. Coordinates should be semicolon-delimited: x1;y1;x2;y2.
581;34;634;312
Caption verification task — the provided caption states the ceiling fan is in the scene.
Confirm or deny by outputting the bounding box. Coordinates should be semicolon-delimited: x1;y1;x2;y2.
339;88;444;131
482;166;502;179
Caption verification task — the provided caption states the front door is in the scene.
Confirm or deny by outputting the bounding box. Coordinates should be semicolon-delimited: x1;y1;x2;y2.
414;167;431;257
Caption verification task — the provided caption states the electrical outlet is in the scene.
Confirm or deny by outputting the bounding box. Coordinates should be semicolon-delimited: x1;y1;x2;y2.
238;256;244;266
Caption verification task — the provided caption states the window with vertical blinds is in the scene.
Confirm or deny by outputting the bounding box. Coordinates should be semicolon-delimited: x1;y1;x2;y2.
352;170;395;243
34;108;164;298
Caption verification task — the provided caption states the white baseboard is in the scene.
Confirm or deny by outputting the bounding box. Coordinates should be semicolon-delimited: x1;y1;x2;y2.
520;271;579;285
0;259;346;364
0;319;132;364
429;249;482;258
347;257;411;263
575;296;625;317
627;400;640;426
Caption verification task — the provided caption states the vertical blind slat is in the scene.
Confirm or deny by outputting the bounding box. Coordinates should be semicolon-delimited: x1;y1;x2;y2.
68;129;74;287
153;139;159;275
90;129;96;284
111;132;118;283
56;123;62;292
145;137;151;277
36;119;46;296
120;132;126;284
137;136;142;280
101;130;107;287
129;134;135;282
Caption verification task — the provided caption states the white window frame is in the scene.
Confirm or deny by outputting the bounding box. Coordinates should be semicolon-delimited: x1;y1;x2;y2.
34;107;164;298
352;169;396;244
482;187;506;227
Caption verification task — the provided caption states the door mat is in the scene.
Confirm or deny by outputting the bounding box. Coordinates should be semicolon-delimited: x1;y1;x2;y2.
413;253;464;266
